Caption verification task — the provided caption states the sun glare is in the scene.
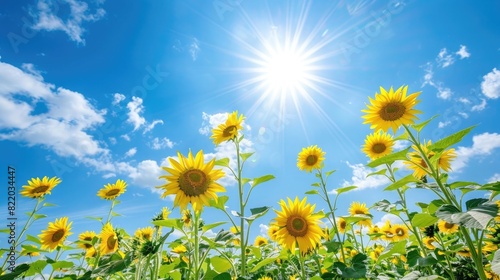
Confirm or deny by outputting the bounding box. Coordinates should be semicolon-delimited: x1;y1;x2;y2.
262;49;308;93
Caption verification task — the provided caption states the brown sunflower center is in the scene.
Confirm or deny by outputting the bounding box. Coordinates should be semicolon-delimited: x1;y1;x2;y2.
354;210;366;214
395;228;405;236
444;222;455;229
305;155;318;166
222;125;237;137
339;220;346;229
179;169;208;196
106;189;120;197
33;185;50;194
143;233;152;240
379;102;406;121
286;215;308;237
371;143;387;154
107;235;117;250
51;229;65;242
83;237;93;249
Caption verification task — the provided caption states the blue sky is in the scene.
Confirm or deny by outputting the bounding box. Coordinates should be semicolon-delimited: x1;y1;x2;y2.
1;0;500;248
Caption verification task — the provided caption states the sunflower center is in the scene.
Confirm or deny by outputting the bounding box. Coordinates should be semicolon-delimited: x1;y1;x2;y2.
106;189;120;196
83;237;93;249
444;222;454;229
339;220;346;229
33;185;50;194
286;215;308;237
143;233;151;240
222;125;237;137
305;155;318;166
380;102;406;121
51;229;65;242
354;210;365;214
179;169;208;196
107;235;117;250
371;143;387;154
395;228;405;236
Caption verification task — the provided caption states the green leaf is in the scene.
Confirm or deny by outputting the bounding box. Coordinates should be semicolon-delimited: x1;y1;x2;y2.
367;147;410;168
26;234;42;245
377;241;407;262
466;198;489;211
436;202;498;229
209;195;229;211
202;222;226;233
372;199;397;213
385;174;418;191
411;213;438;228
152;218;183;230
251;174;275;188
42;202;57;207
335;186;358;195
480;181;500;191
24;260;47;276
326;170;336;177
323;241;342;253
0;264;31;280
213;272;232;280
417;256;438;267
92;254;133;277
367;169;387;178
412;115;437;132
333;253;367;278
429;126;475;152
305;190;319;195
491;249;500;275
246;206;271;221
240;152;254;162
51;260;74;270
250;246;262;259
449;181;480;189
85;216;103;222
249;256;277;272
214;158;230;167
210;256;232;273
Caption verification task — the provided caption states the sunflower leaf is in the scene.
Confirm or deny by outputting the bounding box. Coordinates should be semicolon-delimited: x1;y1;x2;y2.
214;158;230;167
24;260;47;276
335;186;358;195
377;241;407;263
2;263;31;279
436;202;497;229
491;250;500;275
325;169;336;178
448;181;480;189
51;260;74;270
384;174;418;191
367;169;387;177
479;181;500;191
305;190;319;195
429;125;475;152
411;213;438;228
26;234;42;245
411;115;438;132
245;206;271;221
240;152;254;162
85;216;103;222
249;256;278;272
251;174;275;188
367;147;410;168
209;195;229;211
211;256;232;273
202;221;226;233
42;202;57;207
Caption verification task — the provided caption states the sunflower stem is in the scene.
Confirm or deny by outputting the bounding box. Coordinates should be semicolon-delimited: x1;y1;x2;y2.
47;247;63;280
298;251;307;280
235;139;247;277
193;210;201;280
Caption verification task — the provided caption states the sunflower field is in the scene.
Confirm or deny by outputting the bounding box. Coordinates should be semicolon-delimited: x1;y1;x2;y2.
2;85;500;280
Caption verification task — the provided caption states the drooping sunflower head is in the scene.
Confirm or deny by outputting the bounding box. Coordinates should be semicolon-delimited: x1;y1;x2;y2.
348;201;372;227
21;176;61;199
405;140;457;179
273;197;323;254
135;226;155;241
210;111;245;145
438;220;459;234
362;85;421;133
423;236;436;250
254;236;268;247
99;223;119;255
362;131;394;160
297;145;326;173
97;179;127;200
39;217;72;251
158;150;226;212
78;231;97;250
338;217;347;233
21;245;40;257
368;225;381;240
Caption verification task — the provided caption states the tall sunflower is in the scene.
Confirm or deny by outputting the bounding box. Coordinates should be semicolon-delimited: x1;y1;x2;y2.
158;150;225;212
135;226;155;241
211;111;245;145
99;223;119;255
423;236;436;250
392;224;409;241
438;220;459;234
297;145;326;172
338;217;347;233
39;217;72;251
254;236;268;247
268;224;280;242
97;179;127;200
405;140;457;179
362;131;394;160
348;202;372;227
78;231;97;250
273;197;323;254
362;85;421;133
21;176;61;198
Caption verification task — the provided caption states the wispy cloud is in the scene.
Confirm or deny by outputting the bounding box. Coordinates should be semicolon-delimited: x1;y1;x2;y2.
112;93;126;105
436;48;455;68
150;137;174;150
438;121;451;128
421;63;452;100
30;0;106;44
456;45;471;59
452;132;500;172
471;99;487;111
124;147;137;158
481;68;500;99
126;96;146;131
189;38;200;61
341;161;390;190
143;120;164;134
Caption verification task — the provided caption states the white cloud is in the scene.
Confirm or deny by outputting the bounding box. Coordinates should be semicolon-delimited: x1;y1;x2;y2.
121;134;130;141
143;119;163;134
199;112;229;135
0;62;106;158
438;121;451;128
342;162;390;190
453;133;500;172
128;160;165;194
189;38;200;61
481;68;500;99
471;99;487;111
124;147;137;158
259;224;269;237
151;137;174;150
421;63;452;99
31;0;106;44
437;87;452;100
458;112;469;119
109;137;116;145
489;173;500;183
456;45;471;59
393;140;410;151
112;93;125;105
458;97;471;104
102;173;115;179
126;96;146;131
374;214;401;227
436;48;455;68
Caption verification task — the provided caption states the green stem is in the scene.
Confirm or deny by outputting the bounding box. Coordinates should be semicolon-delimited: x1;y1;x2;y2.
193;210;201;280
104;199;117;225
235;139;247;277
47;247;63;280
461;227;487;280
435;234;457;280
298;252;307;280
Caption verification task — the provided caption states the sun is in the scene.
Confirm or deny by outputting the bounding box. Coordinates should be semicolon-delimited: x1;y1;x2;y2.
261;48;309;94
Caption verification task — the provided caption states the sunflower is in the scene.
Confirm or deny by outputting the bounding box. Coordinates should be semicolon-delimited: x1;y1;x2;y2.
21;176;61;198
438;220;459;234
338;217;347;233
97;179;127;200
254;236;268;247
348;202;372;227
405;140;457;179
172;245;187;254
368;225;381;240
423;236;436;250
135;227;155;241
297;145;326;172
159;150;226;212
273;197;323;254
362;131;394;160
268;224;280;241
380;220;394;242
99;223;118;255
21;245;40;257
362;85;421;133
211;111;245;145
181;209;192;226
78;231;97;250
259;276;272;280
392;224;409;241
39;217;72;251
85;247;97;259
369;244;384;261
